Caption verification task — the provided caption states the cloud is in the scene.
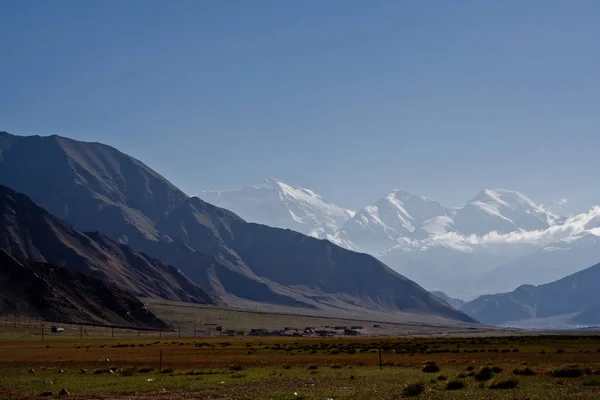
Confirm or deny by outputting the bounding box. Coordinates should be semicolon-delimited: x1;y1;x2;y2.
430;206;600;249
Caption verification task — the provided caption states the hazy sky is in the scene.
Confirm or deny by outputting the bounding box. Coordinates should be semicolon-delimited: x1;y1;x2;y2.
1;0;599;212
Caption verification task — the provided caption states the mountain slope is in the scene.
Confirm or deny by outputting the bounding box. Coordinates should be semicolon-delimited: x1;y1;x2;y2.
337;190;452;254
0;250;167;329
431;292;466;309
199;178;354;239
453;189;558;236
461;261;600;326
0;131;475;323
482;233;600;294
0;184;220;305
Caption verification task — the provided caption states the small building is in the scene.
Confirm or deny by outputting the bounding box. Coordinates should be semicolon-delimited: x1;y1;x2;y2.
51;327;64;333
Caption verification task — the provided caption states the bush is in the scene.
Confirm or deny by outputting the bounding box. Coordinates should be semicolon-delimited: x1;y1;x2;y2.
513;367;536;376
307;365;318;370
160;368;174;374
422;363;440;373
229;365;244;371
490;378;519;389
401;382;425;397
138;367;154;373
446;380;465;390
437;375;447;381
282;364;291;370
330;364;342;369
556;348;565;354
491;367;503;374
466;365;475;371
475;367;494;381
550;366;583;378
456;373;467;379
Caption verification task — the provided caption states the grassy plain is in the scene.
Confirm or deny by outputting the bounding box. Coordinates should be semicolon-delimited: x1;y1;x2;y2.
2;333;600;399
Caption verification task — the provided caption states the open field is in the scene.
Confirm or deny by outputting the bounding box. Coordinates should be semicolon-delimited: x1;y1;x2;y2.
2;333;600;399
0;299;504;342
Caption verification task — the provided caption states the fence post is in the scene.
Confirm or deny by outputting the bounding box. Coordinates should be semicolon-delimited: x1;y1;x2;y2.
379;348;383;369
159;349;163;372
41;324;45;341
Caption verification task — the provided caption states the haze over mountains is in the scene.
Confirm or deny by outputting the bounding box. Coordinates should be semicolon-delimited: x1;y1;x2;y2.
0;131;474;325
200;179;600;298
461;261;600;328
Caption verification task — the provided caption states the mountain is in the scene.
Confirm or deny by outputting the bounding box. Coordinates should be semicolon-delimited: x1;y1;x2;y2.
0;131;475;323
198;178;600;299
199;178;354;239
336;190;453;254
431;291;466;309
461;261;600;326
0;184;220;305
482;233;600;294
452;189;558;236
0;250;167;329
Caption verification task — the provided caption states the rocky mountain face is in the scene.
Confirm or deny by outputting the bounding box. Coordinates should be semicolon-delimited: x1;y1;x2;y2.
0;184;220;305
0;250;167;329
0;131;475;323
461;261;600;326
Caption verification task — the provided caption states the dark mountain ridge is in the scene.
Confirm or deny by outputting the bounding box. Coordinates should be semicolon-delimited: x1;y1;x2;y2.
0;250;167;329
0;131;475;323
0;184;220;305
461;261;600;325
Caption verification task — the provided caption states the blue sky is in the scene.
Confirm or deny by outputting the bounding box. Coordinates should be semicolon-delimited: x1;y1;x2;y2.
1;0;599;212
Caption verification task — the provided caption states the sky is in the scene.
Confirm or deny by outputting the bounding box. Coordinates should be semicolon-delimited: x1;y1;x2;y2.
1;0;599;213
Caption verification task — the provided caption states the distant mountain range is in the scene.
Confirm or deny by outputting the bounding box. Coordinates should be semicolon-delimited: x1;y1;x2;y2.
461;261;600;327
0;131;474;324
199;179;600;298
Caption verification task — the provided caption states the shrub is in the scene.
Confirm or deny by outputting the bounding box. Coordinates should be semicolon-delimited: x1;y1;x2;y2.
160;368;174;374
422;363;440;373
466;365;475;371
456;373;468;379
446;380;465;390
513;367;535;376
307;365;318;370
401;382;425;397
475;367;494;381
138;367;154;373
330;364;342;369
490;378;519;389
282;364;291;370
437;375;447;381
556;348;565;354
491;366;503;373
229;365;244;371
550;366;583;378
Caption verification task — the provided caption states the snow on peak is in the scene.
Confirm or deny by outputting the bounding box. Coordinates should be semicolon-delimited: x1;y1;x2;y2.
199;178;354;238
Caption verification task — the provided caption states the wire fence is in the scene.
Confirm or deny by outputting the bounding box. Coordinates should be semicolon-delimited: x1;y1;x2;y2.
0;314;223;340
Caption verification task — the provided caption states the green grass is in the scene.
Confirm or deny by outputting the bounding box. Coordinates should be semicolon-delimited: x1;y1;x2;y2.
1;334;600;399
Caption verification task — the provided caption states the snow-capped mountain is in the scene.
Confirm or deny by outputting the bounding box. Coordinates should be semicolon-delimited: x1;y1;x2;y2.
335;190;453;253
199;179;600;298
452;189;560;235
199;178;354;238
